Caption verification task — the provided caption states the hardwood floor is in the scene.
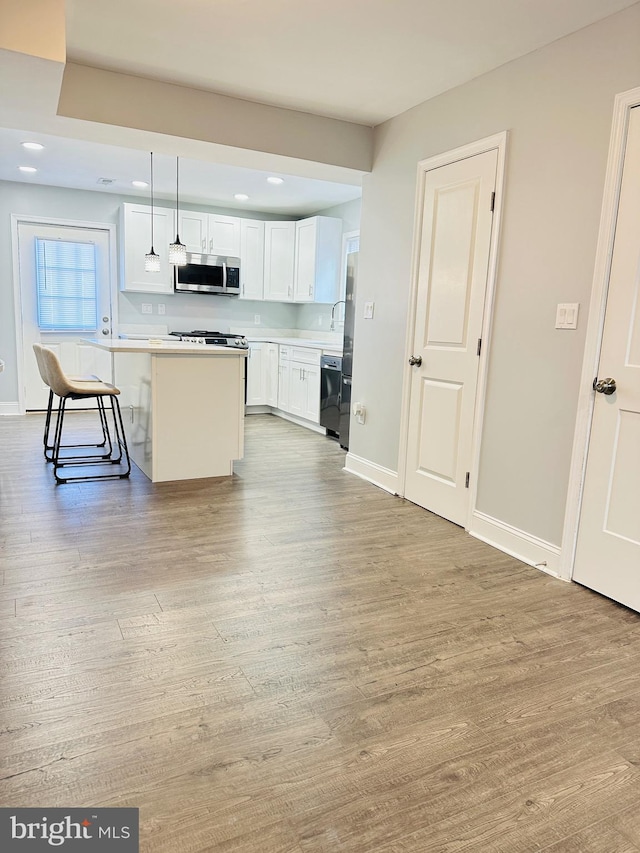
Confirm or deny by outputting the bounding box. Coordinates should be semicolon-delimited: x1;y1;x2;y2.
2;411;640;852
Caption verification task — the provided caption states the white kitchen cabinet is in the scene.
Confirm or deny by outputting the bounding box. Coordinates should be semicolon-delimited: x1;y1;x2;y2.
179;211;208;253
277;346;291;411
288;361;320;422
120;203;175;294
293;216;342;303
266;343;279;406
239;219;265;300
246;342;266;405
264;221;295;301
178;212;241;256
278;345;321;423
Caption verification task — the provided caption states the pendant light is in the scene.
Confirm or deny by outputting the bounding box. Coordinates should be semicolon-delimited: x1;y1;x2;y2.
169;156;187;265
144;152;161;272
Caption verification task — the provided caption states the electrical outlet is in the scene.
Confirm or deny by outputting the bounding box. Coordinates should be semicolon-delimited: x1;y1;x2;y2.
352;402;366;424
141;303;152;315
254;314;260;325
364;302;375;319
158;303;166;315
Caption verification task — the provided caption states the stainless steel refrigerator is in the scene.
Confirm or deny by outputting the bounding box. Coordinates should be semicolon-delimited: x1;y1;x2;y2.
339;250;358;450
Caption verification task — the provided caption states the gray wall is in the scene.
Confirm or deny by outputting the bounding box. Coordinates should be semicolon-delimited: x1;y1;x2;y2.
1;182;362;402
353;4;640;547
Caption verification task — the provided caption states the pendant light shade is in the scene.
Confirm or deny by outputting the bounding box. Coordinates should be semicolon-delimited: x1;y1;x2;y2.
169;155;187;265
144;152;161;273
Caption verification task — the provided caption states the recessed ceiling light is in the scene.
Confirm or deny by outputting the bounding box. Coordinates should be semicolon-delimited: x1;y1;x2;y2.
132;180;149;188
267;177;284;185
18;165;37;173
234;193;249;201
21;141;44;151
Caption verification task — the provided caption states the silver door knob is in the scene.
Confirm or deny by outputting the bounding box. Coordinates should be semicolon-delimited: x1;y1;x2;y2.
408;355;422;366
102;329;110;336
593;377;616;395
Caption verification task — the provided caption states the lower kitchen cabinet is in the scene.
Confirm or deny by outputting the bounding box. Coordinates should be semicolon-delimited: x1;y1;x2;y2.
247;341;279;406
246;342;266;405
248;341;322;428
266;343;279;407
288;360;320;422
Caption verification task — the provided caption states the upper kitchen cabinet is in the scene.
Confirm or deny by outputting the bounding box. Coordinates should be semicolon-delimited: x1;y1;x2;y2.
264;221;296;301
239;219;265;300
120;203;175;294
178;212;241;257
293;216;343;303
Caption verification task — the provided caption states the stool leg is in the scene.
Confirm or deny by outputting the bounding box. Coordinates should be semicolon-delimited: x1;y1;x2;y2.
110;396;131;477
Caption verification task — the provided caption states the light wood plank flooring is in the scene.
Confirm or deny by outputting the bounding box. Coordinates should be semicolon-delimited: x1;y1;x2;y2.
1;412;640;852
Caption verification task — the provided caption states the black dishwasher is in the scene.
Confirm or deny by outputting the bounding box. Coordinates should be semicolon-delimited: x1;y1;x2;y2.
320;355;342;439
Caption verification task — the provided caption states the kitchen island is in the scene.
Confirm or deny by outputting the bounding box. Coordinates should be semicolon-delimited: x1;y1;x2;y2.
85;339;247;482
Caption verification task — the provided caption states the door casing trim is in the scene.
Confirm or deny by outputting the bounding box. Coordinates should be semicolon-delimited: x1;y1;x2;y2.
397;131;508;531
561;86;640;581
11;214;118;415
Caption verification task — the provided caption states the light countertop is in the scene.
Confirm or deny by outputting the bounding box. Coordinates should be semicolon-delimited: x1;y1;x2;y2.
84;338;247;356
247;336;343;354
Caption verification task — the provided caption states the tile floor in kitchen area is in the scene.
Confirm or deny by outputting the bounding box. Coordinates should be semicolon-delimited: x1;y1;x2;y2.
2;412;640;852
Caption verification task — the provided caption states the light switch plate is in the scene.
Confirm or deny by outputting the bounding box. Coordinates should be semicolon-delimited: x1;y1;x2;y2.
141;303;152;315
364;301;375;319
555;303;579;330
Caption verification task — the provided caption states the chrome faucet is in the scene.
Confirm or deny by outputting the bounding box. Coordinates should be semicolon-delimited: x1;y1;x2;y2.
330;300;346;331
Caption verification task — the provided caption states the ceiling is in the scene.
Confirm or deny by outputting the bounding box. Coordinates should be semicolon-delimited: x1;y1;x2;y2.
3;0;636;212
66;0;638;125
0;128;361;215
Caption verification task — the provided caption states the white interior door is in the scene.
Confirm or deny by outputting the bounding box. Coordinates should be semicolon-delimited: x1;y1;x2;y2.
573;106;640;609
18;222;114;410
404;149;497;526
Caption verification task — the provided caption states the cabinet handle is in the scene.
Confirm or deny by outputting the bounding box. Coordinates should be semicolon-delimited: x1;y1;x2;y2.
202;238;206;250
309;284;313;296
209;238;213;252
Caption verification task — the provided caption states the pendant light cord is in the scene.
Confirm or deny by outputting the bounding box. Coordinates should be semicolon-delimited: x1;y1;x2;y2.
150;151;155;251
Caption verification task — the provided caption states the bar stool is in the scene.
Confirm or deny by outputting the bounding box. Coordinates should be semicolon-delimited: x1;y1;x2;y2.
32;344;111;462
38;346;131;484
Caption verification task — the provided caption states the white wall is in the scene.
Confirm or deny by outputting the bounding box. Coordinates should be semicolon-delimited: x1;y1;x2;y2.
0;181;297;403
353;4;640;547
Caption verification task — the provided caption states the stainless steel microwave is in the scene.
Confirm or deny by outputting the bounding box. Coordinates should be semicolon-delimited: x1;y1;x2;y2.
174;252;240;296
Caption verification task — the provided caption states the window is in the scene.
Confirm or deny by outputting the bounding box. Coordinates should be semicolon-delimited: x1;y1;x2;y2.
35;238;98;331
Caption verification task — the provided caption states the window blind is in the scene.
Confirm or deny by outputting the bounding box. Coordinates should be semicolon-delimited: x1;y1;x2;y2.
35;238;98;331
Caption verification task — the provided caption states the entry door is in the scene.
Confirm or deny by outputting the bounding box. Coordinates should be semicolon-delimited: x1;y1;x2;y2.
404;149;497;526
18;222;114;410
573;106;640;609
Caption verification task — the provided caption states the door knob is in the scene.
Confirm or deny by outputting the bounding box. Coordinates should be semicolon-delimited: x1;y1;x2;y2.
593;377;616;395
408;355;422;366
101;329;110;336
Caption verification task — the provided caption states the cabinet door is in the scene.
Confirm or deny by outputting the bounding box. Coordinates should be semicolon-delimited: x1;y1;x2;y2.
246;343;266;405
266;343;279;406
264;221;295;301
179;211;208;253
293;215;343;304
302;363;321;423
293;218;317;302
278;351;291;411
288;362;307;418
120;204;174;294
208;215;241;256
239;219;265;300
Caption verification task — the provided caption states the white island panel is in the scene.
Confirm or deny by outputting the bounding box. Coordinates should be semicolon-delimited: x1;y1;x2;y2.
84;340;246;482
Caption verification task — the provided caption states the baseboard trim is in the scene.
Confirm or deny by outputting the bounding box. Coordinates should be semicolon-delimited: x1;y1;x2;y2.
344;452;399;494
469;510;563;578
0;402;20;416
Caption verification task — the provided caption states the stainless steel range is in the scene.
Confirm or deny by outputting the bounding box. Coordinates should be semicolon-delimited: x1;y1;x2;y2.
170;330;248;349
